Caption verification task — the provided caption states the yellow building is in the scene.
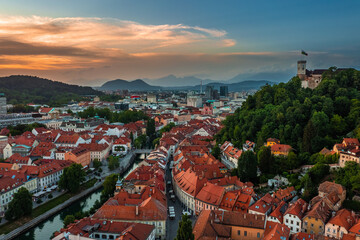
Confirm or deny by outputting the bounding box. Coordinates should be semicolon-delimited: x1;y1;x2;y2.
264;138;280;147
302;200;331;235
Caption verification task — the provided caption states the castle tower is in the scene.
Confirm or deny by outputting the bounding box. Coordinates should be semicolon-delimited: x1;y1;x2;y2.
297;60;306;80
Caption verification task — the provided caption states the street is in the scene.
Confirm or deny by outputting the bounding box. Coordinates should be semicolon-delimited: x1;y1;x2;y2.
165;156;195;240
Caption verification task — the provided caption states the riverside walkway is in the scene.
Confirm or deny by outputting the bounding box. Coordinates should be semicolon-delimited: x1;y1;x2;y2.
0;150;137;240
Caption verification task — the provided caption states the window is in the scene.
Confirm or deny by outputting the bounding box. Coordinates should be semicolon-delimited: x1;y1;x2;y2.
296;228;299;232
238;230;240;235
257;232;260;238
244;231;247;236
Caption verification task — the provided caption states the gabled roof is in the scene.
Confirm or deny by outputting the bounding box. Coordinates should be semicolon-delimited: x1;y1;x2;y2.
249;193;278;214
193;210;265;240
196;182;225;206
93;196;167;221
269;201;287;223
318;181;345;196
6;153;31;164
284;198;308;219
55;134;80;144
55;217;155;240
271;144;292;153
303;200;331;223
264;222;290;240
327;209;355;231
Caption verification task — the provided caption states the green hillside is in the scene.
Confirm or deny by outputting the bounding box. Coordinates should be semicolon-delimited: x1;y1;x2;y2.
216;67;360;154
0;75;102;106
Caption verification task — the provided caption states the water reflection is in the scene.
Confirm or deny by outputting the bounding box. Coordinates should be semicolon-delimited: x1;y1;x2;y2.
15;158;140;240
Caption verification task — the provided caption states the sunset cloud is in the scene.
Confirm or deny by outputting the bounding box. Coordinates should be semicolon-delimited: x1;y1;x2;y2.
0;15;242;82
0;14;358;85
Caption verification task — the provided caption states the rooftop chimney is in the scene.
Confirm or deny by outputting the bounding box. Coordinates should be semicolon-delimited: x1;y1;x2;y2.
136;205;139;216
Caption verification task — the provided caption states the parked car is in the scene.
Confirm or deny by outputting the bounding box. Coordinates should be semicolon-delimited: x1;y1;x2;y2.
170;194;176;202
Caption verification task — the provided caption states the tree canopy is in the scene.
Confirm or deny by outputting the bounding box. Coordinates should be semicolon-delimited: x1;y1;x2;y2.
77;107;148;123
237;151;258;182
59;163;86;193
175;214;194;240
108;156;120;171
5;187;32;220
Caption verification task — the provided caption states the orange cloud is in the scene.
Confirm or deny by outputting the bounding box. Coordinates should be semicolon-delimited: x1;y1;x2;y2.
0;15;309;84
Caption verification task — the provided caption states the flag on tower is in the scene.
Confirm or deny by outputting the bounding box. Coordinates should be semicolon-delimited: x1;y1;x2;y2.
301;50;308;56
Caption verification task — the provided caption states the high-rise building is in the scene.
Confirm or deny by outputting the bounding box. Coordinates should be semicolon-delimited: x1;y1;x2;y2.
205;86;214;99
0;94;7;115
220;86;229;97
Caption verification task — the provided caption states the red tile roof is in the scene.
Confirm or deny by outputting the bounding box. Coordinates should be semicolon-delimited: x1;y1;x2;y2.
248;193;279;214
271;144;292;153
55;217;155;240
349;220;360;235
284;198;308;219
318;181;346;196
93;196;167;221
327;209;356;231
264;222;290;240
269;201;287;223
196;183;225;206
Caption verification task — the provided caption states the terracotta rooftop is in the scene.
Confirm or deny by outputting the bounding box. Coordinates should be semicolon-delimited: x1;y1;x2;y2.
54;217;155;240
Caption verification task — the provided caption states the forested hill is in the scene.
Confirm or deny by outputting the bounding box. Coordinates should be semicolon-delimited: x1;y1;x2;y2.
0;75;101;105
216;68;360;154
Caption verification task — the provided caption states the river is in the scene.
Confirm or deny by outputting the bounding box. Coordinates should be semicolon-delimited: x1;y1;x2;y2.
15;159;140;240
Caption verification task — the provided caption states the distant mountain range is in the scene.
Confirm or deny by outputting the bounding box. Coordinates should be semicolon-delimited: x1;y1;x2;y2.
143;74;215;87
141;71;293;87
98;78;273;92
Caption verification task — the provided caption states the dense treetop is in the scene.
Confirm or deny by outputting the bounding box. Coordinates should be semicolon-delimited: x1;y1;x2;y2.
216;68;360;154
77;107;148;123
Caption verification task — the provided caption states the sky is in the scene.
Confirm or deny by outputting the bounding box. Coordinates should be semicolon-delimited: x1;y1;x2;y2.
0;0;360;86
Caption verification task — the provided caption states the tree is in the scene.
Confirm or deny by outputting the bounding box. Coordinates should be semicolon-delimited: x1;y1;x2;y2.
211;145;221;160
134;134;147;149
175;214;194;240
102;174;119;199
146;119;156;142
63;215;75;227
302;120;315;153
152;137;160;148
330;114;346;136
257;146;272;174
336;161;360;198
130;132;134;143
160;122;176;135
5;187;32;220
237;151;258;182
287;152;298;170
93;159;102;170
59;163;86;193
108;156;120;171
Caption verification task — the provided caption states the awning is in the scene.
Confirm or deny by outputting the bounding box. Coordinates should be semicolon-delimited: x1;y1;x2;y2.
33;191;45;197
